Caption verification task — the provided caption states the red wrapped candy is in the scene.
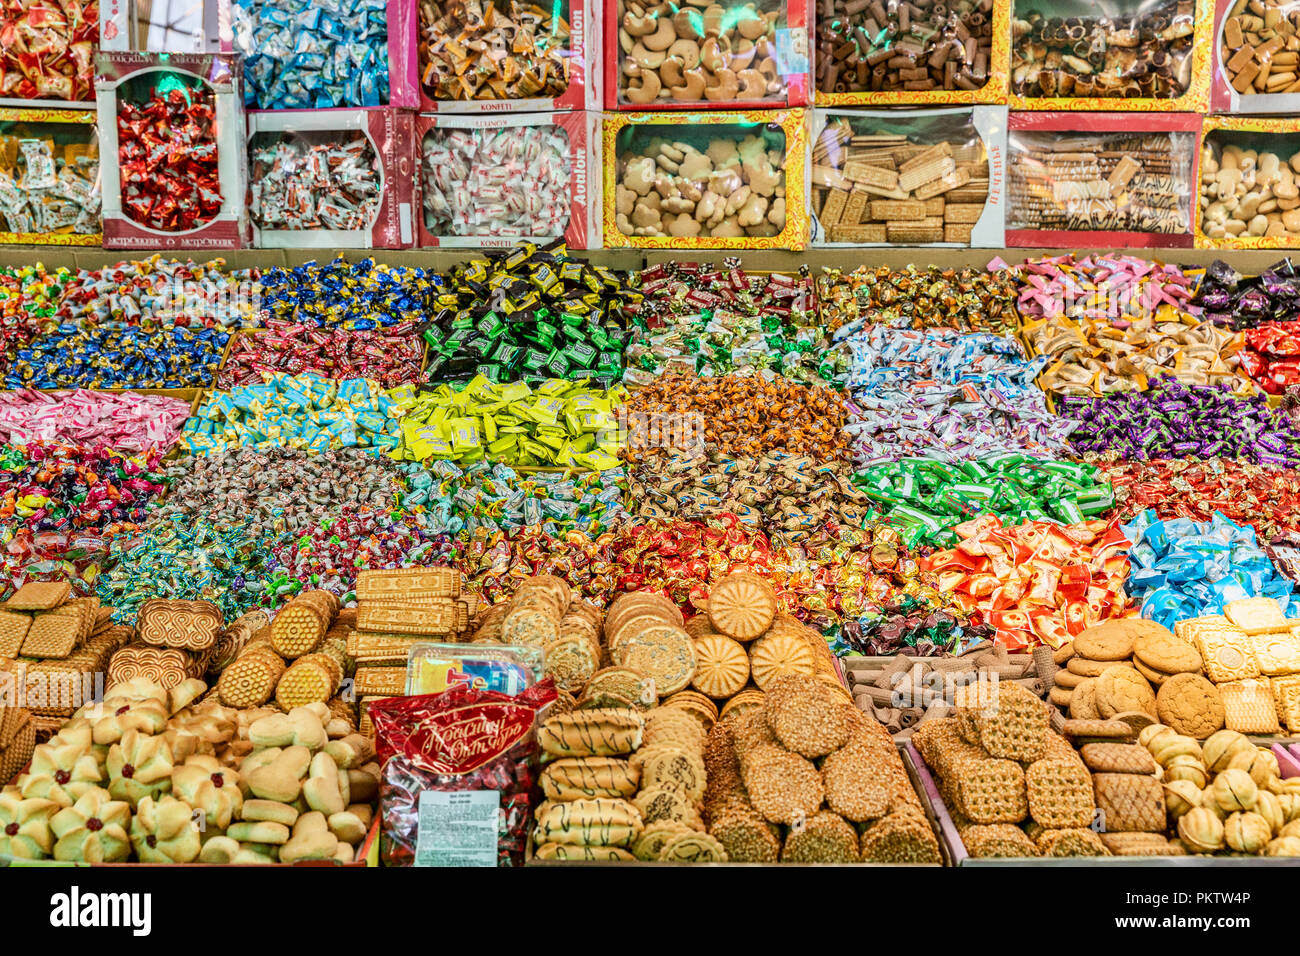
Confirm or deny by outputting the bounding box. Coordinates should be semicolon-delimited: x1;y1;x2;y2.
1241;320;1300;394
0;0;96;102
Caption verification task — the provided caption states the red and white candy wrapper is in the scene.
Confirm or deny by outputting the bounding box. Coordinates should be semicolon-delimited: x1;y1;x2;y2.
95;51;249;249
603;0;810;110
0;0;98;107
248;108;415;249
0;388;192;452
416;110;599;249
810;105;1006;248
417;0;601;112
1005;111;1201;250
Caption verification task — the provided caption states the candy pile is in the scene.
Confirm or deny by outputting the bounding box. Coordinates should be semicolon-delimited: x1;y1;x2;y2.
117;82;222;233
421;245;632;385
0;0;97;102
628;451;871;539
842;326;1074;464
233;0;389;108
818;264;1020;336
1100;459;1300;539
421;126;572;238
1241;321;1300;395
390;377;623;470
418;0;569;102
0;389;192;452
623;263;845;389
59;257;261;330
217;324;423;389
921;516;1132;650
625;373;849;464
855;456;1115;548
259;259;438;330
0;264;72;364
1122;510;1297;631
179;375;402;457
0;442;167;535
5;325;230;389
0;124;100;237
250;133;383;232
1193;259;1300;330
1061;377;1300;466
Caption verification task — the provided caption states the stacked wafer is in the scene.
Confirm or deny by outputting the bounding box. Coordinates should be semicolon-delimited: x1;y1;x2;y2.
813;123;990;244
0;704;34;783
350;569;471;731
1;583;129;725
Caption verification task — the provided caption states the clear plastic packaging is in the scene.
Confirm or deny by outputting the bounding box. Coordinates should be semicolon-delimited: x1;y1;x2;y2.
1006;112;1199;247
810;106;1005;247
1010;0;1203;106
1212;0;1300;113
609;0;809;109
406;643;545;696
0;108;101;244
606;109;807;248
1199;119;1300;248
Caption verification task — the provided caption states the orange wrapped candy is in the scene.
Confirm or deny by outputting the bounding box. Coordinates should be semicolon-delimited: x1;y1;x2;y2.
920;515;1133;650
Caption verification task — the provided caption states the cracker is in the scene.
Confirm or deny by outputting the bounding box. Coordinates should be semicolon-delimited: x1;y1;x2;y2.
0;610;32;658
1220;678;1282;735
4;581;70;610
20;612;80;659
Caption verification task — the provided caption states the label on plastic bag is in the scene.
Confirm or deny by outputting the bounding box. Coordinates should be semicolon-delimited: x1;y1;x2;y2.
414;790;501;867
773;28;809;77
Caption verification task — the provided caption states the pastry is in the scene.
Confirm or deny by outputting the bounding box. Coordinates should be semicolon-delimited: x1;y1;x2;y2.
533;798;643;847
538;708;645;757
130;794;201;863
540;757;639;801
50;787;131;862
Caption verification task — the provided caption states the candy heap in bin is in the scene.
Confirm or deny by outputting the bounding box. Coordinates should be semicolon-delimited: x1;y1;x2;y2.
8;0;1300;869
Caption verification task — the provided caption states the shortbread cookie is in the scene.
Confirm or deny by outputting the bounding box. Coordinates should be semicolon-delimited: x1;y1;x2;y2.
706;572;777;641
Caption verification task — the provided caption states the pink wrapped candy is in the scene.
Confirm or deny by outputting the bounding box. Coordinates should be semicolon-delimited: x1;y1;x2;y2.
0;388;191;452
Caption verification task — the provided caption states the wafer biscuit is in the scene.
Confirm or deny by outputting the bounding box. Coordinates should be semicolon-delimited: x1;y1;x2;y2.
4;581;69;610
1220;678;1282;734
20;612;79;659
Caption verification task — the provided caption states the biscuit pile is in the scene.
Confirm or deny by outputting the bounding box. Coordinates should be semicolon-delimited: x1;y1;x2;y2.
0;677;378;863
914;682;1121;859
1137;724;1300;856
0;582;132;726
705;673;940;864
109;598;229;693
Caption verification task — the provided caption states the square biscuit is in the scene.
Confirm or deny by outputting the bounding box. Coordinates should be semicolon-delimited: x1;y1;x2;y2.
1225;597;1291;636
4;581;70;610
1093;773;1165;833
1271;675;1300;733
1221;678;1282;735
1025;757;1094;828
1191;621;1261;683
1254;629;1300;676
0;610;32;658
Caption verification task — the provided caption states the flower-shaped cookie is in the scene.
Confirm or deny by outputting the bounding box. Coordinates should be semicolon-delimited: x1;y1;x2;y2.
173;755;242;830
0;792;59;859
130;795;201;863
45;720;108;769
50;788;131;862
25;739;106;804
87;698;169;746
106;730;174;808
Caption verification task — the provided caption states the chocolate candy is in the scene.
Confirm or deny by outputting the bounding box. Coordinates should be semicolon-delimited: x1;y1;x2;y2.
418;0;571;102
420;243;631;385
816;0;994;96
233;0;389;109
259;257;440;330
1061;376;1300;467
5;325;229;388
1193;258;1300;330
0;0;96;102
856;456;1115;548
0;115;101;238
1010;1;1196;100
625;373;850;464
117;80;223;233
1122;509;1297;630
250;132;383;232
421;125;572;239
217;322;424;389
623;262;844;389
58;256;263;330
818;263;1019;335
628;451;872;539
0;389;192;452
837;597;992;659
390;376;623;470
178;373;403;456
1241;320;1300;394
0;264;72;366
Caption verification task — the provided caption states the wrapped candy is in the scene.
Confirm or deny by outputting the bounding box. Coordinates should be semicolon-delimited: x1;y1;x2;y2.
5;324;230;388
0;528;109;601
920;515;1132;650
116;84;221;231
1098;458;1300;539
855;456;1115;548
1061;376;1300;467
258;257;440;330
622;261;845;389
420;242;632;384
0;264;73;367
1192;258;1300;330
0;389;192;452
0;109;101;243
1122;509;1298;630
388;376;624;471
177;373;403;456
0;0;97;103
57;256;262;329
818;263;1020;335
1240;320;1300;394
217;323;424;388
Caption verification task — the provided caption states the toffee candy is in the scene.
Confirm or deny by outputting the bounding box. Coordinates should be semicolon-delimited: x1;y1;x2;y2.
250;133;383;232
818;263;1019;335
0;120;100;238
217;323;423;389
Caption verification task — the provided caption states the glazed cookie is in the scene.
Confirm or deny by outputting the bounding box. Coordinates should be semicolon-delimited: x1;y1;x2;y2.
1095;666;1157;719
1156;673;1226;739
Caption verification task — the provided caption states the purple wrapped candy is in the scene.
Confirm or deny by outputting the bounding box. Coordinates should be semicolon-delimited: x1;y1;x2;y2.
1060;376;1300;467
1192;258;1300;329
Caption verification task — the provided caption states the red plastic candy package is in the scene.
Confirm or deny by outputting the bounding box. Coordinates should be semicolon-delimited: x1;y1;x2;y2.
369;679;557;867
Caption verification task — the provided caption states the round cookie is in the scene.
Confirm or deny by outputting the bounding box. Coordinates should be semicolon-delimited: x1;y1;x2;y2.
1074;619;1149;661
1053;669;1085;690
1134;629;1203;677
1067;656;1133;678
1049;686;1073;708
1133;657;1171;687
1095;666;1157;719
1069;678;1099;720
1156;673;1226;739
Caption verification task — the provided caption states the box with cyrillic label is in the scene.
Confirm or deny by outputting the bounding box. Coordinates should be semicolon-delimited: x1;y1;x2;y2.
0;107;101;246
810;106;1005;246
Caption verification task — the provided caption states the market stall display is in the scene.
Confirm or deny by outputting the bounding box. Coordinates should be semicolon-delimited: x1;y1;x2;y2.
1198;117;1300;248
